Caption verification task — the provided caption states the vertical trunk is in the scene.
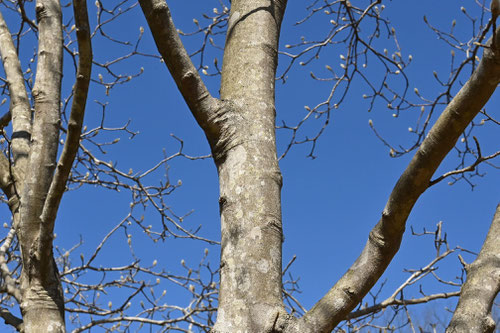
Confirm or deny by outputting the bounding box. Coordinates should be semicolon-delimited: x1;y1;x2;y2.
18;0;65;331
140;0;290;330
212;1;288;331
446;204;500;333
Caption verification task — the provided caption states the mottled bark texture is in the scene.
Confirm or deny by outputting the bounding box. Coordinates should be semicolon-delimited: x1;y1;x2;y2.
141;0;500;331
141;0;288;331
0;0;92;330
214;1;288;331
446;204;500;333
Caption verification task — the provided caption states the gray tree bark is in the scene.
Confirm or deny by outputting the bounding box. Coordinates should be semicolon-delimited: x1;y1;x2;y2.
212;1;288;331
18;1;65;329
140;0;288;331
140;1;500;331
446;204;500;333
0;0;91;331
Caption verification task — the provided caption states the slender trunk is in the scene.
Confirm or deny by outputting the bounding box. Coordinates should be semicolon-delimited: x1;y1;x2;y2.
139;0;288;329
446;204;500;333
18;0;65;331
211;1;288;331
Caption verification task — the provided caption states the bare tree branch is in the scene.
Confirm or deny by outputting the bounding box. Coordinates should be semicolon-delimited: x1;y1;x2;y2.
138;0;221;142
348;291;460;321
0;112;11;131
17;0;65;330
40;0;92;259
347;247;461;320
0;7;31;179
295;29;500;333
446;203;500;333
430;149;500;187
0;307;23;331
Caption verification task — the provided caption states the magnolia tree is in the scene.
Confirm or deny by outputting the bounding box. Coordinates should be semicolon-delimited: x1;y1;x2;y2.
0;0;497;332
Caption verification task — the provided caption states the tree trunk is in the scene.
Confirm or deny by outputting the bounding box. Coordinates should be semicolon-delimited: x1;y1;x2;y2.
140;1;500;332
446;204;500;333
17;0;65;331
211;1;288;331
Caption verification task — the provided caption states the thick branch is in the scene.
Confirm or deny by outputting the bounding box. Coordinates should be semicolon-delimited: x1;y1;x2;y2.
211;1;288;332
0;9;31;184
40;0;92;263
138;0;220;141
295;33;500;333
18;0;65;331
446;204;500;333
20;0;63;277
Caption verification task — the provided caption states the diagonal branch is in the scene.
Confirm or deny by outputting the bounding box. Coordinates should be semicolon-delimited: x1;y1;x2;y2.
294;31;500;333
138;0;221;142
39;0;92;262
446;203;500;333
0;307;23;331
0;112;11;131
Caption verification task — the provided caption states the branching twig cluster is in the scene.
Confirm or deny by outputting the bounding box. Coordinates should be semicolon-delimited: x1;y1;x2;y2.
277;0;411;159
0;1;221;331
335;222;479;332
276;0;499;187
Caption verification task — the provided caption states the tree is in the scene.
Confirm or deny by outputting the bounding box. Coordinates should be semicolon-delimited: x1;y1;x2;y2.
0;0;497;332
0;0;90;331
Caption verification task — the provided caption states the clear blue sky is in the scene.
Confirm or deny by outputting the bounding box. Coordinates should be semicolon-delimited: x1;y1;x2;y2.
2;0;498;331
62;0;499;330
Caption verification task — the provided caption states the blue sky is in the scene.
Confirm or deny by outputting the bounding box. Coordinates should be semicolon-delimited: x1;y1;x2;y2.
1;0;499;331
65;0;498;329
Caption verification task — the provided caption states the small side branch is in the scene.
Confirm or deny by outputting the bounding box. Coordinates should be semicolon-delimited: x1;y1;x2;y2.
0;112;11;130
430;137;500;187
0;227;21;303
0;151;13;192
0;307;23;331
348;291;460;320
